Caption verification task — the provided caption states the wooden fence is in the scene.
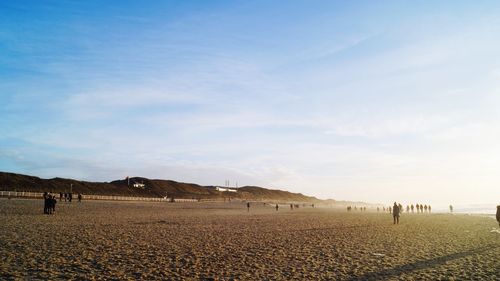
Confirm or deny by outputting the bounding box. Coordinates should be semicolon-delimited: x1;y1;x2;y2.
0;190;167;202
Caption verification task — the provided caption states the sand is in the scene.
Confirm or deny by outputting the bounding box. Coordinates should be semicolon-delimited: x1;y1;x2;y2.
0;199;499;280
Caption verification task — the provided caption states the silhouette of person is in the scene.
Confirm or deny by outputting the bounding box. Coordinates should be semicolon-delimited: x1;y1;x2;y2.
406;205;410;213
411;204;414;213
78;193;82;202
449;205;453;213
59;192;63;201
398;204;403;215
43;192;49;214
496;205;500;227
290;204;293;210
247;202;250;212
50;195;57;214
424;205;428;213
393;202;400;224
428;205;431;213
389;206;392;214
275;204;279;211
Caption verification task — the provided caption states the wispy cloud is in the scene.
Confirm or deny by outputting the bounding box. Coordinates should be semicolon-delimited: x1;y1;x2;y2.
2;1;500;205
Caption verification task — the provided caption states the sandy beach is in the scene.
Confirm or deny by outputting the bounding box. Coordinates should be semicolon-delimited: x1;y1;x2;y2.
0;199;498;280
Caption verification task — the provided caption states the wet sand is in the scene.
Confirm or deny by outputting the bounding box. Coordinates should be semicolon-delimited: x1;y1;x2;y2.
1;199;499;280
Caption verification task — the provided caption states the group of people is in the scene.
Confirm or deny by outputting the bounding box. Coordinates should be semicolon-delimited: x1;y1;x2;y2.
245;202;316;212
375;203;432;214
346;206;367;212
59;192;74;202
42;191;82;214
43;192;57;214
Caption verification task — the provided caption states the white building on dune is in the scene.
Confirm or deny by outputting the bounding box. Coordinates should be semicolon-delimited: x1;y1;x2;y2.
215;186;237;192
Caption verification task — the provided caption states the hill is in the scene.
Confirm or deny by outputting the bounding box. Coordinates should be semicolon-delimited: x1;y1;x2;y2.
0;171;322;203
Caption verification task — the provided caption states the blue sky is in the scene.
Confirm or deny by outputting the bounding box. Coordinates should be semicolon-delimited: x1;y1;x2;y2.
1;1;500;206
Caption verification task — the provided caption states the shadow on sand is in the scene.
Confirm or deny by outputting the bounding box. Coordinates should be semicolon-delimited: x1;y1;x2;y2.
346;244;499;281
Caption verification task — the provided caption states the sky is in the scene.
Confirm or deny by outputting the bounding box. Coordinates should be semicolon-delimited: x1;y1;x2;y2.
1;1;500;207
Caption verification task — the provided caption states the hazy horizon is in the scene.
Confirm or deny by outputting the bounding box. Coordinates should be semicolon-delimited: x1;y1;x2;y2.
1;1;500;207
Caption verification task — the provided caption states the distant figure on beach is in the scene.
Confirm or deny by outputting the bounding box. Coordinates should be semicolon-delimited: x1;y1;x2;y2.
49;195;57;214
411;204;414;213
290;204;293;210
420;204;424;213
68;193;73;202
64;193;67;202
275;204;279;211
389;206;392;214
59;192;63;201
406;205;410;213
78;193;82;202
424;205;428;213
428;205;431;213
43;192;49;214
393;202;400;224
398;203;403;215
496;206;499;227
247;202;250;212
449;205;453;213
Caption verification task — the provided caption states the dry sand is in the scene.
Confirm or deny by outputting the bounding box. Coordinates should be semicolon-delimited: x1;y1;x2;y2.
0;199;499;280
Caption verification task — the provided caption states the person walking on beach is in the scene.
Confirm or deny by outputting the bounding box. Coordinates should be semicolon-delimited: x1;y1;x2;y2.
43;192;49;214
411;204;414;213
78;193;82;202
449;205;453;213
496;205;499;227
247;202;250;212
393;202;400;224
48;195;57;214
275;204;279;211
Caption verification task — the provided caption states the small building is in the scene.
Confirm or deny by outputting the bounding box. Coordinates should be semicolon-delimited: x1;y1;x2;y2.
215;186;237;192
133;182;146;189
